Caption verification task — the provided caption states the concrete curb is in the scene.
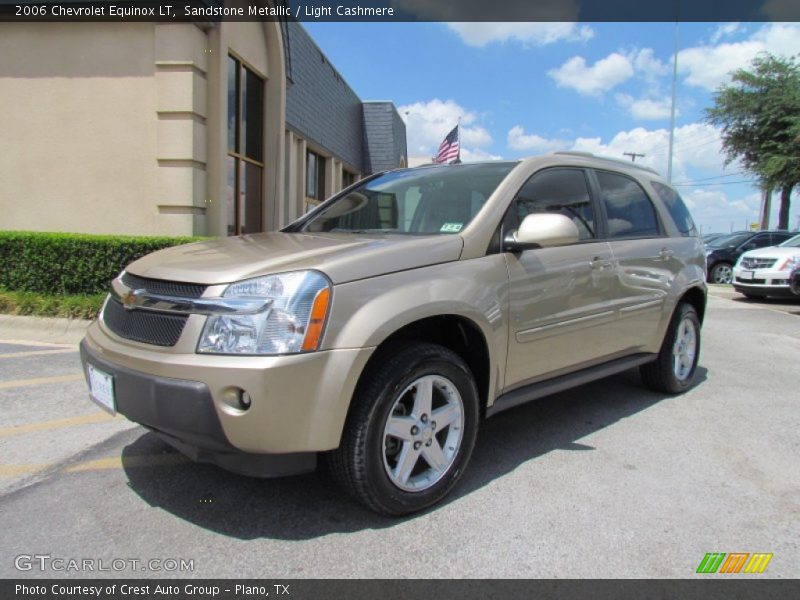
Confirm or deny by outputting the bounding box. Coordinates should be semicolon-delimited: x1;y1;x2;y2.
0;314;92;346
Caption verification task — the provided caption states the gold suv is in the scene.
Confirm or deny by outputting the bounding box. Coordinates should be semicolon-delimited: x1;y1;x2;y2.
81;153;707;515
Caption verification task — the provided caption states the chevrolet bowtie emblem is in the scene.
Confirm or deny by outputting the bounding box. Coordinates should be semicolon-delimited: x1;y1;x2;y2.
122;289;141;310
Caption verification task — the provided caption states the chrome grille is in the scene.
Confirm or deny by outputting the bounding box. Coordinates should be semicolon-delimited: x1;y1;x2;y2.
103;297;188;347
740;257;776;270
122;272;207;299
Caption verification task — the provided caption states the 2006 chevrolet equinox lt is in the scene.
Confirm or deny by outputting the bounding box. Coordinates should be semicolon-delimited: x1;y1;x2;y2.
81;152;707;515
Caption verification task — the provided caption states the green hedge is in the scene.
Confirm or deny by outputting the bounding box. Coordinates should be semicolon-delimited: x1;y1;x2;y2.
0;231;207;296
0;289;106;320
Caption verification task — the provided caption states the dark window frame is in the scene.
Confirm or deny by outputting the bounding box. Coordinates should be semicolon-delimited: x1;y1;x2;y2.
305;149;327;202
227;53;265;236
588;168;666;240
500;167;604;248
651;181;698;237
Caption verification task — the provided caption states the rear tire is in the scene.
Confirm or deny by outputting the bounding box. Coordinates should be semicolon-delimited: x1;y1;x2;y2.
328;342;479;516
640;303;701;394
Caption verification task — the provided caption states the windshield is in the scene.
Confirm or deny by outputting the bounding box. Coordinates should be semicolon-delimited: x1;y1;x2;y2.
707;232;752;248
779;234;800;248
299;162;518;235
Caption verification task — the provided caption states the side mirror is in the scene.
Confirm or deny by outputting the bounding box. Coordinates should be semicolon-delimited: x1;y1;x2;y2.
504;213;580;252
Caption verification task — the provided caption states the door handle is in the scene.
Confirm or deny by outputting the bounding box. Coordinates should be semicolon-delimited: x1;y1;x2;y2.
590;257;612;270
659;248;675;260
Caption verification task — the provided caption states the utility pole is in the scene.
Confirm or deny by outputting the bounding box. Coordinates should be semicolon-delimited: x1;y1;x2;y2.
759;183;773;230
623;152;645;162
667;22;679;182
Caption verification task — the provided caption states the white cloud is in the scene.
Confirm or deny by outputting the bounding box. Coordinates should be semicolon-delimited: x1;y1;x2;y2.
631;48;669;81
447;22;593;48
678;23;800;91
507;126;568;152
398;99;492;160
682;189;762;232
569;122;725;178
548;53;634;96
615;94;675;121
460;147;504;161
710;23;743;44
504;122;725;182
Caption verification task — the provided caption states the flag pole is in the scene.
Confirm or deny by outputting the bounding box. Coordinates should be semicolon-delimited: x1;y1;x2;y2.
455;116;462;164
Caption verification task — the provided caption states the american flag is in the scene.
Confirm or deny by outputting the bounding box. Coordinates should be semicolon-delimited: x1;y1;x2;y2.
434;125;460;164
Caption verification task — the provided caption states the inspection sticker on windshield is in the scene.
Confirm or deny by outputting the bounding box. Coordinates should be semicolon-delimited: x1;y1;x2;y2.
440;222;463;233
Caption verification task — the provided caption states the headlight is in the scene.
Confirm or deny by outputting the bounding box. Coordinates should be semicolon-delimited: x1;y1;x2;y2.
778;255;800;271
197;271;331;355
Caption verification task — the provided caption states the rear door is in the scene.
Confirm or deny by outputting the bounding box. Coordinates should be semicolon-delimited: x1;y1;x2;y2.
590;170;679;353
504;168;618;389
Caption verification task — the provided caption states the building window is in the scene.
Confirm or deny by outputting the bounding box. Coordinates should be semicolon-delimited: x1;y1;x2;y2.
342;169;357;189
227;55;264;235
306;150;326;202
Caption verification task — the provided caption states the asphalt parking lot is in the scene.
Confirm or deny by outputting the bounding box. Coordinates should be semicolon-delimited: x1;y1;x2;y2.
0;287;798;579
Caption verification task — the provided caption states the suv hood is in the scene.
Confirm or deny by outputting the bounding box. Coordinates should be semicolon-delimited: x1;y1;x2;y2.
125;232;464;286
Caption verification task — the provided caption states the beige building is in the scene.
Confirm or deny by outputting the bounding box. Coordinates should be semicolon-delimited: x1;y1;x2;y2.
0;12;407;237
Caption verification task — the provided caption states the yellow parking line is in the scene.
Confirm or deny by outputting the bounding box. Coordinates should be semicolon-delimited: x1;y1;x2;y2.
0;339;76;349
0;454;189;477
0;349;78;359
0;463;50;477
66;454;189;472
0;373;84;389
0;412;119;437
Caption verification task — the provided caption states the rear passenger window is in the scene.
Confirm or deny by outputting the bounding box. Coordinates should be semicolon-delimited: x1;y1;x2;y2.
596;171;660;238
513;168;596;240
651;182;697;237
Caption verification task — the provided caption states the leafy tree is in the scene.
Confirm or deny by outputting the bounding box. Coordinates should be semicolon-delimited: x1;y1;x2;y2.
706;53;800;230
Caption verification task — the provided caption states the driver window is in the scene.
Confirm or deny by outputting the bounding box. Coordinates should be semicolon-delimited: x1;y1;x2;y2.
513;168;596;240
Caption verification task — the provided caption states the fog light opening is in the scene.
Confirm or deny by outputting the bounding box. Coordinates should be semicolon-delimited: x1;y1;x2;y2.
239;390;252;410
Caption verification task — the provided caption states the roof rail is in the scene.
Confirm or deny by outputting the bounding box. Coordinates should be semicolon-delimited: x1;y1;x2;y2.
550;151;661;176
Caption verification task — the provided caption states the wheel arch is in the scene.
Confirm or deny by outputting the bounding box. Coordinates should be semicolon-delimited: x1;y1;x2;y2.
351;314;493;421
679;285;707;323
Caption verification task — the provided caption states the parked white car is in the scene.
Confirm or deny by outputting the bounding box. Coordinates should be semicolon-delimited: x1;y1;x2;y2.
733;234;800;299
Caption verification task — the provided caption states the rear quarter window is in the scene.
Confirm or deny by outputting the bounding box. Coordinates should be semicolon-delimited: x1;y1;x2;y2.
651;182;698;237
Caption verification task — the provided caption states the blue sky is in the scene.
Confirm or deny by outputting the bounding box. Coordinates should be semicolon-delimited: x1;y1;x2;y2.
304;21;800;234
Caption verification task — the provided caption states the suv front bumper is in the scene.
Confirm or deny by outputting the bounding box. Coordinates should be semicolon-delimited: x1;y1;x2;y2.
80;322;373;476
732;265;794;298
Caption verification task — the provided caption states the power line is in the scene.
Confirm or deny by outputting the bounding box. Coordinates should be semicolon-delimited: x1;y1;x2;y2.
673;179;759;187
671;171;747;184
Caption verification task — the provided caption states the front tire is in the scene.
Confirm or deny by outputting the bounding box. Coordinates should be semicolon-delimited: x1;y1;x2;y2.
709;262;733;284
328;342;479;516
640;303;701;394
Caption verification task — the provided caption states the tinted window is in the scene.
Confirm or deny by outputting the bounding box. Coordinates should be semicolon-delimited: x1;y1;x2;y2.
747;235;774;249
708;232;752;248
596;171;660;238
779;235;800;248
652;182;697;236
513;169;595;240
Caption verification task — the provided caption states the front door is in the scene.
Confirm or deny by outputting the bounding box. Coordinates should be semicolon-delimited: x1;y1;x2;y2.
504;168;618;390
